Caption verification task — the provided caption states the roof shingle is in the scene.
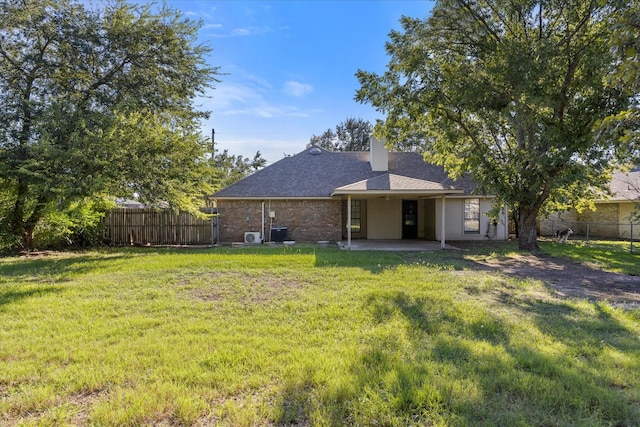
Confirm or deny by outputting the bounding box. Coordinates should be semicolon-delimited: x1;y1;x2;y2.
212;146;477;198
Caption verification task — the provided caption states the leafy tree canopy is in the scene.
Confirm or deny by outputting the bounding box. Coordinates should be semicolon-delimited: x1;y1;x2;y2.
0;0;220;251
356;0;640;250
308;117;373;151
212;149;266;189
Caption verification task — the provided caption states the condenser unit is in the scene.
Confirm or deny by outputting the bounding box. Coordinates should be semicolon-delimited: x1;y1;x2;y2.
244;232;262;244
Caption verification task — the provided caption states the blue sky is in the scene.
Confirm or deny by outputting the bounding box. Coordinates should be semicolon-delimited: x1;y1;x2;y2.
91;1;434;163
173;1;435;163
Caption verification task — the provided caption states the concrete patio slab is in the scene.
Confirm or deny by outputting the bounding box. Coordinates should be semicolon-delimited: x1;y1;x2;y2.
338;240;459;251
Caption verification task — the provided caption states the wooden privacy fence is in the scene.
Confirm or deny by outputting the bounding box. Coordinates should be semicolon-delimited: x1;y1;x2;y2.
104;208;217;246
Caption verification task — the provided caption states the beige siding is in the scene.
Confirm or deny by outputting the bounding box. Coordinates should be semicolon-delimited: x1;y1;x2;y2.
435;197;507;241
367;198;402;239
620;202;638;239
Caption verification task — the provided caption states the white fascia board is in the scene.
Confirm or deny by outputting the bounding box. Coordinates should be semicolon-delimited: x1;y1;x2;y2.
331;189;466;197
212;196;334;201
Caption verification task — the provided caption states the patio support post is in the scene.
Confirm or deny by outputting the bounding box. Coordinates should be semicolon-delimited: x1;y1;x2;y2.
347;195;352;249
504;204;509;240
441;195;446;249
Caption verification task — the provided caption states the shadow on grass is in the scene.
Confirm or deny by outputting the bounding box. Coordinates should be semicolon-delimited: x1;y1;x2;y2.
541;241;640;276
313;247;474;274
342;291;640;425
0;253;132;282
272;368;317;426
0;286;63;310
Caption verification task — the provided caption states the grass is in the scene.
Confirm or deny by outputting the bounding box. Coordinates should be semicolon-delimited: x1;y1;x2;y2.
540;239;640;276
0;244;639;426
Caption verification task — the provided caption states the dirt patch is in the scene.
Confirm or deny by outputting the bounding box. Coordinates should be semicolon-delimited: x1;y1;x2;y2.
182;271;304;304
469;254;640;308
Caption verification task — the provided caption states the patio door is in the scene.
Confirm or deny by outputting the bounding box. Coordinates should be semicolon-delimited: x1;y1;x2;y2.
402;200;418;239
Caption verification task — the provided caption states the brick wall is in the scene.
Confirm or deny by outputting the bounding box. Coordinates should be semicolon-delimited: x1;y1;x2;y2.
539;210;579;236
579;203;619;222
539;203;623;238
578;203;620;237
216;199;342;243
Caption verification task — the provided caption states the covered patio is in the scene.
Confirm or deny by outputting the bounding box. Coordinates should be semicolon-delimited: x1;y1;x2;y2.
333;176;465;249
338;239;461;251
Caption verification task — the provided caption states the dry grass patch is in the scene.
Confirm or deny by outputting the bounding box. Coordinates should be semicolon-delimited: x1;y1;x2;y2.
181;271;305;304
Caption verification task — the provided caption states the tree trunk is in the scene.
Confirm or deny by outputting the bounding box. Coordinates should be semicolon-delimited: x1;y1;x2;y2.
516;207;540;251
20;215;41;251
9;181;46;252
9;180;29;251
511;210;520;238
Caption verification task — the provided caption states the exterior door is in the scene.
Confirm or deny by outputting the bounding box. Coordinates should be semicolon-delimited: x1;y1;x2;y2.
402;200;418;239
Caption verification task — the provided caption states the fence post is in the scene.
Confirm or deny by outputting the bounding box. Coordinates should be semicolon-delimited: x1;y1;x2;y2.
631;222;634;255
214;208;216;248
586;223;589;246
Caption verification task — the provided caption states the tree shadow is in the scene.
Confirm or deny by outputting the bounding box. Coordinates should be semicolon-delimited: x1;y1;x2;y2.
0;286;63;310
341;290;640;425
0;253;132;282
272;368;316;426
313;247;472;274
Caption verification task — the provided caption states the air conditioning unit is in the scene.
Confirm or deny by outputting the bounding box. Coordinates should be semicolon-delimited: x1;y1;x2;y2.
244;232;262;244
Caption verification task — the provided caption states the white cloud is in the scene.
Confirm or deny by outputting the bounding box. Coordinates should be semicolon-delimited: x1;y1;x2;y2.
201;134;307;165
282;81;313;98
202;23;223;30
201;80;316;119
203;25;273;38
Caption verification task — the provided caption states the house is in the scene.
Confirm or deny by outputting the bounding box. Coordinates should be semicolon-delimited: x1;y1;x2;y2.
539;167;640;239
211;138;508;247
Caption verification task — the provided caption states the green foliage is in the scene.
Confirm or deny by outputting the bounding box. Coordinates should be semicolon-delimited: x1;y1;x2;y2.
356;0;640;250
308;117;373;151
0;0;220;250
0;247;639;425
32;197;115;249
212;149;267;189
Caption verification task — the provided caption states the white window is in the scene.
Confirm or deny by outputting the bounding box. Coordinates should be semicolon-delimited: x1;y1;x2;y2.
464;199;480;233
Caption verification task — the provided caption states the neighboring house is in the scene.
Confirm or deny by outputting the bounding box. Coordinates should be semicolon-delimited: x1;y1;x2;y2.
539;167;640;239
114;198;170;209
212;138;508;247
115;198;148;209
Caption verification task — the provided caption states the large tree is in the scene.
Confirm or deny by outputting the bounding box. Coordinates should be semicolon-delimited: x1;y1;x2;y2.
308;117;373;151
212;149;266;189
0;0;220;251
356;0;639;250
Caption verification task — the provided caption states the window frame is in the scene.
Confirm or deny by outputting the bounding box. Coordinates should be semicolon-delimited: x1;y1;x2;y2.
463;198;480;234
350;199;361;233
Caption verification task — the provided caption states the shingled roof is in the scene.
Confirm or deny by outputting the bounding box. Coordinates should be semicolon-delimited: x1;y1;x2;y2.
608;167;640;201
212;146;477;199
333;174;460;194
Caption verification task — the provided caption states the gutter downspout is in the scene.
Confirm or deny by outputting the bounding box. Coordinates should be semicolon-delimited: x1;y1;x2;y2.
441;195;446;249
347;194;352;249
261;201;265;243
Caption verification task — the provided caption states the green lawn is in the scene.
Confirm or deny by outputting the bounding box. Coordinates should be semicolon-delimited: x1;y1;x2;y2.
540;239;640;276
1;244;639;426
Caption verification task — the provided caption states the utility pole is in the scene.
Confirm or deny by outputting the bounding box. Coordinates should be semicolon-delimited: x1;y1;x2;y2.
211;128;215;160
209;128;218;244
206;129;216;209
